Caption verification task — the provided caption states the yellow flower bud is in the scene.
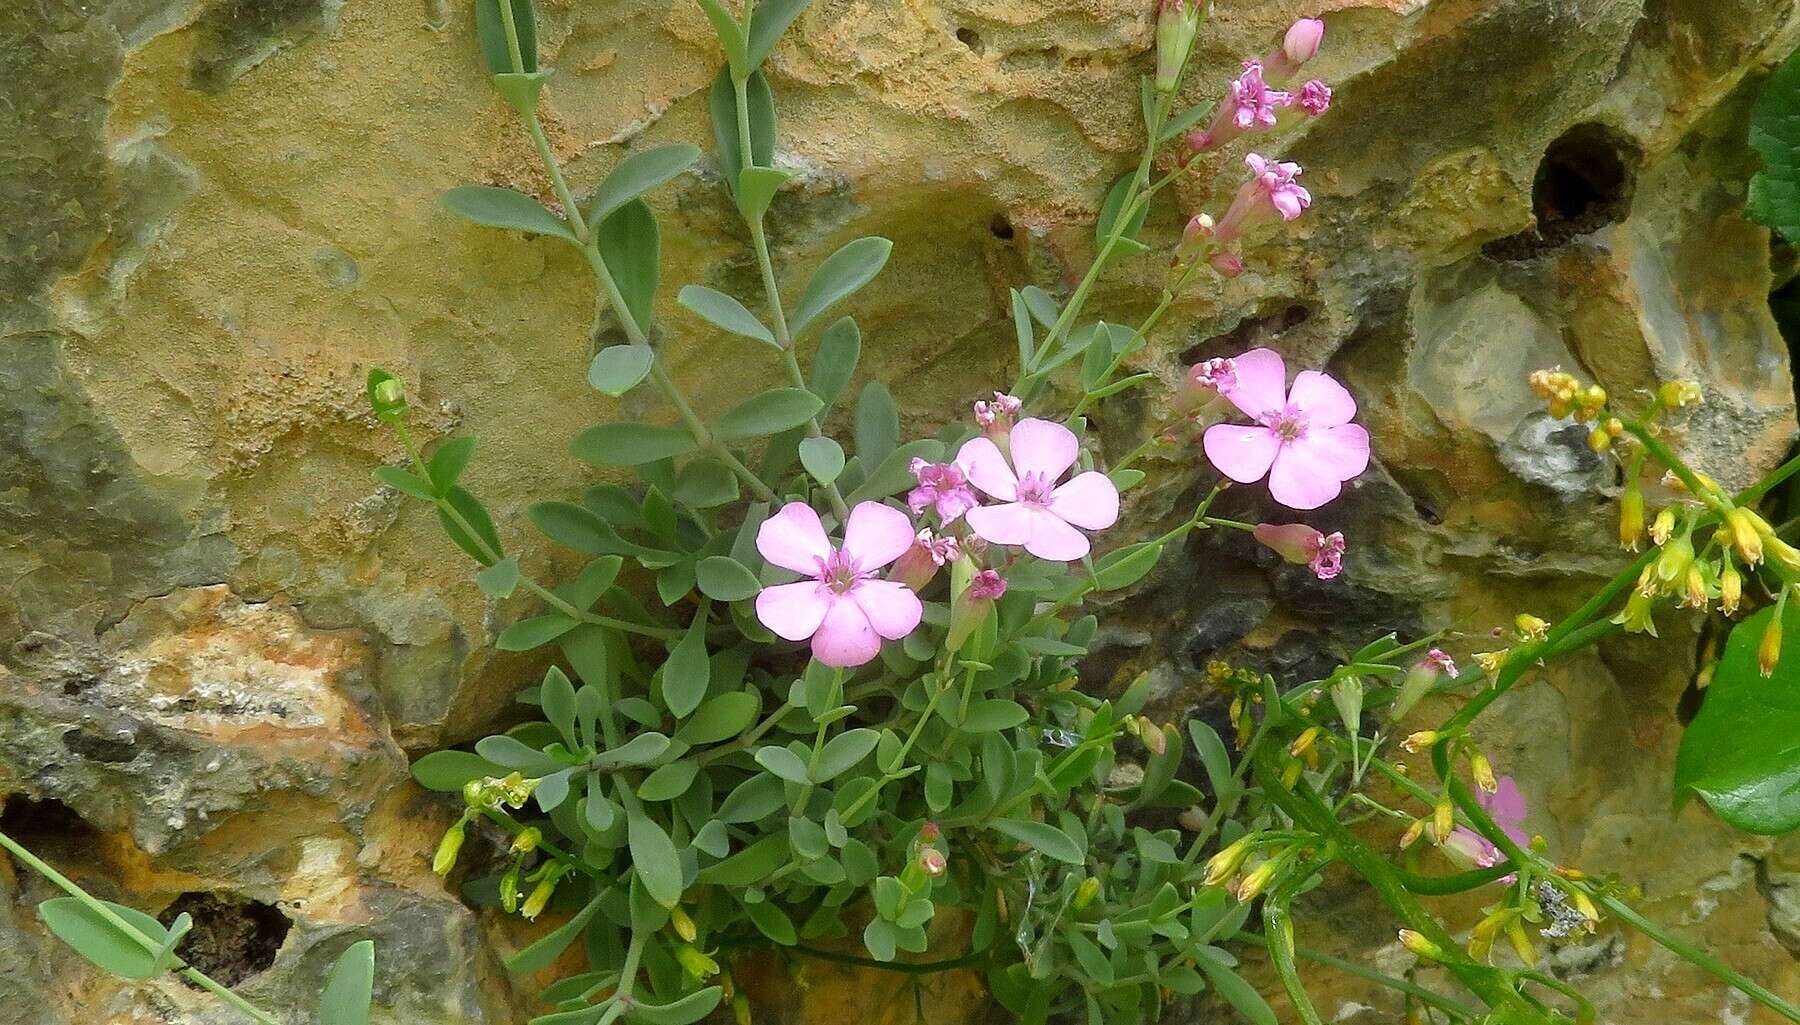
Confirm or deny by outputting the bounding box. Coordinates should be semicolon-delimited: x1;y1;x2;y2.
1398;929;1447;961
499;861;521;914
1619;487;1645;551
1398;818;1426;850
1433;795;1454;844
1571;889;1600;927
1235;859;1281;901
1073;877;1102;910
1470;752;1497;793
522;876;557;920
1726;508;1764;566
1649;508;1676;546
671;905;698;943
1289;726;1321;757
1767;536;1800;574
433;818;467;876
1401;730;1440;753
510;827;541;855
1280;759;1303;789
1204;835;1256;886
1760;607;1784;678
1588;425;1611;452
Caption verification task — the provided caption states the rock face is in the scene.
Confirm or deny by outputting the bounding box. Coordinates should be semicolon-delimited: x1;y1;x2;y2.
3;0;1800;1022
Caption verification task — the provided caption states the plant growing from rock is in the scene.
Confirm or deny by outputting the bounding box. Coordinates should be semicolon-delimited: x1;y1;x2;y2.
8;6;1800;1025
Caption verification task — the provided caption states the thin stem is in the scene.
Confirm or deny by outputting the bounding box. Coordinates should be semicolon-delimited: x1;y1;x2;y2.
0;831;279;1025
1239;934;1479;1021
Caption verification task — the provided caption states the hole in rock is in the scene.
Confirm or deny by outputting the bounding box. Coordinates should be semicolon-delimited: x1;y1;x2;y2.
988;213;1015;241
1484;123;1639;259
955;26;981;50
159;892;292;987
0;797;102;854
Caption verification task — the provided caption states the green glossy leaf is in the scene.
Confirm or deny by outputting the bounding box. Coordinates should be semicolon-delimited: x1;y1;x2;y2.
505;894;604;975
677;285;775;346
1748;49;1800;242
754;745;811;784
319;940;375;1025
696;557;762;602
372;465;436;500
570;424;698;466
736;166;795;223
1096;172;1150;251
989;818;1084;865
597;198;660;330
810;317;860;412
958;699;1028;732
1093;542;1162;591
563;556;624;610
628;810;685;907
438;486;504;566
541;665;578;747
662;616;711;718
475;557;521;598
812;728;879;782
696;0;748;76
746;0;812;70
853;381;899;470
716;388;823;440
474;0;537;74
411;750;506;792
38;897;166;979
743;899;797;945
439;186;572;240
798;436;845;485
1676;602;1800;833
625;987;723;1025
709;69;775;190
1160;99;1217;142
426;437;477;492
497;614;578;651
791;237;892;336
592;144;699;223
638;760;700;801
600;732;672;767
675;690;761;745
671;457;739;508
475;735;562;774
587;345;656;396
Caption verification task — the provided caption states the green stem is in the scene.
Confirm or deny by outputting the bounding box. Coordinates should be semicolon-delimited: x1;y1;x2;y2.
1262;888;1325;1025
0;831;280;1025
1240;934;1479;1021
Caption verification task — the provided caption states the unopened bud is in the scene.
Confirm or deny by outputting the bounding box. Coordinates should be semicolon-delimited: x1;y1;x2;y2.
1289;726;1322;757
671;905;698;943
511;827;541;855
1398;929;1447;961
499;861;522;913
368;369;409;421
1649;508;1676;547
1398;818;1426;850
1587;425;1611;451
1432;795;1454;844
433;818;467;876
1761;607;1784;677
521;876;557;920
1235;858;1281;901
1571;889;1600;926
1767;535;1800;574
1401;730;1439;753
1073;877;1102;910
1154;0;1202;93
1470;752;1497;793
1204;835;1255;886
1726;508;1764;566
1721;564;1743;616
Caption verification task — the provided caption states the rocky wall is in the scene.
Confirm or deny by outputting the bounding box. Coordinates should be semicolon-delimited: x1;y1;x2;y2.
4;0;1800;1021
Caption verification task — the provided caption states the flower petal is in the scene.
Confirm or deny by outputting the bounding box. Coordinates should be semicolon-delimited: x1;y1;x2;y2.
965;502;1035;547
1267;423;1370;510
754;581;830;642
1022;509;1091;562
851;579;923;640
1049;471;1120;531
955;437;1019;501
812;597;883;668
842;501;916;569
1287;369;1357;427
757;502;833;575
1224;347;1287;418
1008;417;1079;482
1481;776;1528;830
1203;423;1281;484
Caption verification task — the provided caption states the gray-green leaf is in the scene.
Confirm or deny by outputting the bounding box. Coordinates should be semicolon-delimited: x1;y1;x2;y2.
677;285;775;345
592;144;699;223
588;345;656;396
791;237;892;336
439;185;573;240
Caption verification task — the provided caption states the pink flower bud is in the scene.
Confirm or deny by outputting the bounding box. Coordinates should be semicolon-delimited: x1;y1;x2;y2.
1210;250;1245;277
892;529;961;590
1253;523;1345;579
974;392;1024;441
969;569;1008;601
918;847;947;875
1263;18;1325;85
920;821;942;842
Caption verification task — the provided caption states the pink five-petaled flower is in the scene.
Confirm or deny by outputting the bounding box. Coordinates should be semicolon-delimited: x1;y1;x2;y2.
1202;347;1369;510
1252;522;1346;579
755;501;923;668
957;418;1120;561
1214;154;1312;245
1444;776;1529;881
907;459;980;524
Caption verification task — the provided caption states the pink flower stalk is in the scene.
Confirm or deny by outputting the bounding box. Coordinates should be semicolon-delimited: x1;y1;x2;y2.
1443;777;1528;880
957;418;1121;561
1201;347;1369;510
891;528;961;591
1296;79;1332;116
1215;154;1312;244
1263;18;1324;84
969;568;1008;600
1422;648;1459;678
1188;63;1292;151
755;501;924;668
907;459;980;524
1252;522;1346;579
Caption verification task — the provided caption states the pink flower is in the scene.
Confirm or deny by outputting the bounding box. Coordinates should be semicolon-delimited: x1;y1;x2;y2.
1216;154;1312;244
907;459;980;524
1423;648;1459;678
973;392;1022;429
754;501;924;668
957;418;1120;561
891;528;961;591
1188;63;1293;151
1252;522;1346;579
1202;347;1369;510
1296;79;1332;116
969;569;1008;600
1264;18;1324;84
1444;777;1528;880
1189;357;1240;395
